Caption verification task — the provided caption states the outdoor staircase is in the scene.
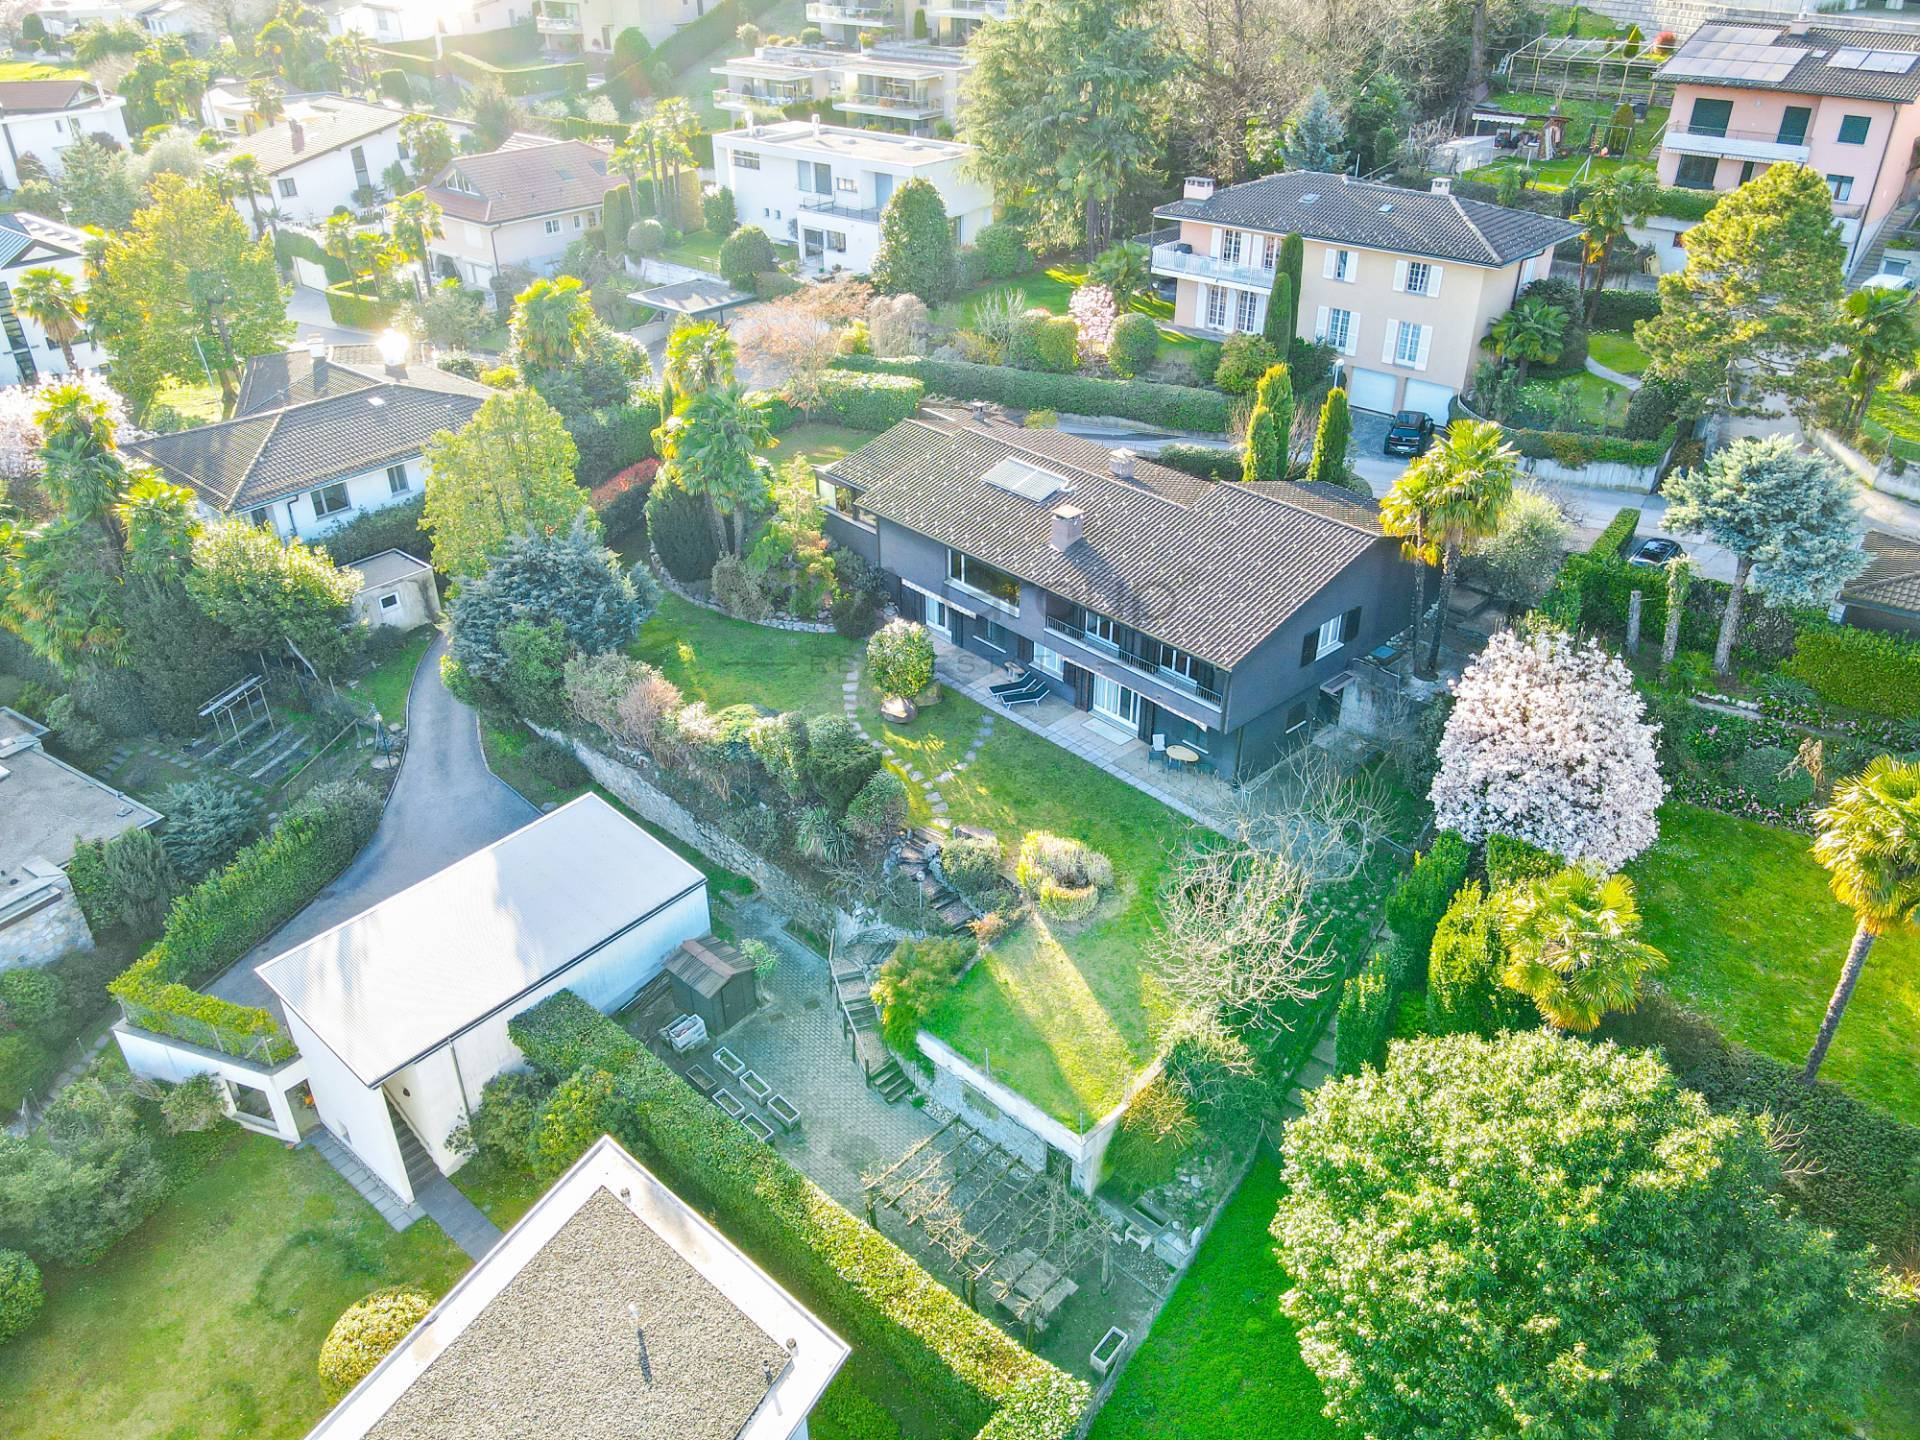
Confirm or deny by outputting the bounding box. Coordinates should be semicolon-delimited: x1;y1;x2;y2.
897;828;978;934
831;935;917;1104
1849;196;1920;288
385;1099;442;1199
1279;1021;1341;1124
870;1057;914;1103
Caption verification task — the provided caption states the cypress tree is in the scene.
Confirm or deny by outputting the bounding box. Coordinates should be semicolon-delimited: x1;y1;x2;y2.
1263;270;1295;351
1280;232;1304;291
1306;386;1352;487
1242;363;1293;482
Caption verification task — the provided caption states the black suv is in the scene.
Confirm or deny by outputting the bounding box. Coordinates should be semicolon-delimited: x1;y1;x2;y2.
1384;410;1436;456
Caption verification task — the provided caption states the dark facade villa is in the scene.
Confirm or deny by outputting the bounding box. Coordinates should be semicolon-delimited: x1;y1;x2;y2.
819;408;1414;781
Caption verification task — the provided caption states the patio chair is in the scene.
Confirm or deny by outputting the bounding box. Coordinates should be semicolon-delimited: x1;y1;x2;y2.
1000;674;1049;709
987;664;1034;698
1150;733;1167;769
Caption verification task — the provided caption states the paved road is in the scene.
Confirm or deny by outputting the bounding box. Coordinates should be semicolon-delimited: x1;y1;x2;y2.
208;632;536;1014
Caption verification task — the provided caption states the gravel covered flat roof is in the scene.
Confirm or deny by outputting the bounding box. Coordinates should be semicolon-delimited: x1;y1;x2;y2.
311;1138;848;1440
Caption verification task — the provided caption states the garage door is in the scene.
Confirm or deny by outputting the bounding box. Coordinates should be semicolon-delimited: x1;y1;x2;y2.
1403;379;1454;424
1347;367;1398;415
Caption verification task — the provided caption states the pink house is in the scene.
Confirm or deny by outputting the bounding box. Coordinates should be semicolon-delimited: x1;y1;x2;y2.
1655;21;1920;278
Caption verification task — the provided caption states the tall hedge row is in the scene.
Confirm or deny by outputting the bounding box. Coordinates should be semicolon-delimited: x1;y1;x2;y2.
1782;624;1920;719
508;992;1087;1440
815;370;925;431
831;354;1230;432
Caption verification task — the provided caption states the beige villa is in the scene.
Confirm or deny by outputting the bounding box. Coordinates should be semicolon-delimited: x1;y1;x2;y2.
1151;172;1580;421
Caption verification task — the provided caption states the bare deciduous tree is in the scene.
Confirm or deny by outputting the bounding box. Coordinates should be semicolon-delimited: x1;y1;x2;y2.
731;301;840;414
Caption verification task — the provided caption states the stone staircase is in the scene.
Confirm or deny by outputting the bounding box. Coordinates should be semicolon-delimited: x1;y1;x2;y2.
1849;196;1920;287
1279;1018;1340;1123
386;1099;442;1198
831;937;915;1103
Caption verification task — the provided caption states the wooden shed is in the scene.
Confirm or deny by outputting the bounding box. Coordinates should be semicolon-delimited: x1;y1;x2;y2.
665;935;759;1037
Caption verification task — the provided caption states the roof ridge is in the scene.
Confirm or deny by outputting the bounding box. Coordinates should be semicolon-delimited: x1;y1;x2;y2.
1446;192;1502;263
1221;476;1381;535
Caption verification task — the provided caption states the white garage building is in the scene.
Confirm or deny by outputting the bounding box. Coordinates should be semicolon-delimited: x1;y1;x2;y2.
249;795;709;1205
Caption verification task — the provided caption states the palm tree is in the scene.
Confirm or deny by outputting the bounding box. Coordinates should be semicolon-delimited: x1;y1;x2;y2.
661;382;774;555
387;192;443;300
651;97;701;225
1576;165;1657;319
16;268;88;374
611;129;649;222
1497;867;1666;1032
1804;756;1920;1082
225;154;270;237
245;76;284;129
510;275;593;371
663;320;737;396
1840;283;1920;435
1398;419;1518;676
1377;473;1440;678
1488;296;1567;390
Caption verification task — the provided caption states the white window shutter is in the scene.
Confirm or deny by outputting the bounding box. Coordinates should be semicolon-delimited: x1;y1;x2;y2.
1210;227;1223;258
1198;283;1211;327
1392;260;1408;292
1382;322;1399;365
1315;305;1329;341
1322;247;1337;279
1428;265;1444;298
1414;325;1433;371
1345;320;1358;357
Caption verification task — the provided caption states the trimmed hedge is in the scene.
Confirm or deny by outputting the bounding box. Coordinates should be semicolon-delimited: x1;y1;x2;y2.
815;370;925;431
1383;830;1470;962
651;0;781;76
324;281;404;330
446;50;586;96
108;785;383;1062
1590;506;1640;557
1154;442;1240;483
508;992;1087;1440
1507;426;1669;469
831;353;1229;432
1782;623;1920;720
314;494;429;564
1335;942;1412;1075
1588;289;1660;331
274;227;349;285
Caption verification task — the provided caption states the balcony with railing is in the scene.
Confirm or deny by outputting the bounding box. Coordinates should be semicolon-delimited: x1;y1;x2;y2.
1149;239;1274;290
806;1;899;24
928;0;1013;15
533;1;582;35
1042;613;1226;709
713;86;807;111
1662;121;1812;165
839;87;943;119
801;193;883;223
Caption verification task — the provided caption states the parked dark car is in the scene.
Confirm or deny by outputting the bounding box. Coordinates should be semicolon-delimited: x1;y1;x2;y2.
1384;410;1436;456
1627;536;1687;568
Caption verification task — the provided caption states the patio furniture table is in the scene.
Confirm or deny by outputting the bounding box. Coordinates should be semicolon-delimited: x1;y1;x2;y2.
1165;744;1200;767
1000;1248;1079;1333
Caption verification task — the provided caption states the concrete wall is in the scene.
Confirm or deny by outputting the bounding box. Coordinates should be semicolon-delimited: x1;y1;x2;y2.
114;1023;309;1142
289;1006;416;1202
0;98;132;189
351;571;440;630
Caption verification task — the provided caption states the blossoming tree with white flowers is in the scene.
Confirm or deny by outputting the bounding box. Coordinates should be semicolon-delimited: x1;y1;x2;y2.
1067;283;1120;353
1430;628;1665;870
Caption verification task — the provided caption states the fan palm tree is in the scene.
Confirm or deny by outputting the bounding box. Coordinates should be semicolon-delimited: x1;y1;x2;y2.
1576;165;1657;318
245;76;285;129
651;97;701;225
510;275;594;371
662;320;737;397
1497;867;1667;1032
1377;472;1440;678
1488;296;1567;389
1804;756;1920;1082
659;382;774;555
1397;418;1519;676
387;192;443;300
15;268;88;374
610;130;650;221
225;154;270;237
1839;283;1920;435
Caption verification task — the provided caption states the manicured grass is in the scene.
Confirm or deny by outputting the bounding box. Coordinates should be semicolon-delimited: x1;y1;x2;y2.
0;59;84;82
0;1133;470;1440
1626;803;1920;1124
630;590;861;719
931;264;1198;358
1088;1150;1333;1440
1586;329;1648;375
655;227;733;273
481;715;757;899
772;420;871;470
1867;386;1920;448
354;626;433;725
151;379;226;425
1531;368;1631;427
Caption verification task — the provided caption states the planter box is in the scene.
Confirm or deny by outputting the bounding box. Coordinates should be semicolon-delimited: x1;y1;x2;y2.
715;1087;745;1118
714;1045;745;1077
741;1069;773;1103
768;1093;801;1131
1090;1326;1129;1377
686;1062;719;1095
740;1112;776;1143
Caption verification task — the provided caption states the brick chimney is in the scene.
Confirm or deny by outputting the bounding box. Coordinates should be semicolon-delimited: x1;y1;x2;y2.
1430;175;1453;195
288;116;305;153
1109;447;1136;481
1050;503;1085;551
1183;176;1216;202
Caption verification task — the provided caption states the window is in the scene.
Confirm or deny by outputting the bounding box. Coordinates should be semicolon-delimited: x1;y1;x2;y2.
1083;611;1118;649
946;549;1020;610
1033;643;1064;678
1319;306;1354;353
378;592;400;611
386;463;409;495
827;230;847;252
978;618;1011;651
1687;97;1732;137
544;217;562;234
1738;160;1758;185
276;177;298;198
1219;229;1243;264
1204;284;1229;331
312;482;352;518
1884;258;1911;277
246;507;273;530
1091;674;1140;727
798;160;831;194
835;176;857;193
1154;642;1214;695
1234;288;1261;333
1284;700;1311;735
1326;248;1355;281
1301;607;1361;666
1838;113;1871;145
1777;106;1811;145
572;213;584;229
733;150;761;170
1315;614;1347;658
1828;173;1855;202
1674;154;1718;190
350;144;370;188
1392;320;1427;368
1404;261;1432;295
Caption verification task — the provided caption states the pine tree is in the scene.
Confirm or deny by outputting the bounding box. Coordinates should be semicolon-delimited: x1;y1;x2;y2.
1281;88;1349;173
1242;363;1293;483
1306;387;1351;486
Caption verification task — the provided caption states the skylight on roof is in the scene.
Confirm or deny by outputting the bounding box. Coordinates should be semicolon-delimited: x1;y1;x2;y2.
1299;193;1319;205
982;457;1067;503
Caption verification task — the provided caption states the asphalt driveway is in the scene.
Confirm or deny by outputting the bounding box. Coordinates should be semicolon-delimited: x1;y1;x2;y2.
209;631;536;1014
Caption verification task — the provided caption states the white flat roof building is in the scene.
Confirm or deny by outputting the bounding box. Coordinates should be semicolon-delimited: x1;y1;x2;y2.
714;119;994;275
308;1137;848;1440
711;42;974;134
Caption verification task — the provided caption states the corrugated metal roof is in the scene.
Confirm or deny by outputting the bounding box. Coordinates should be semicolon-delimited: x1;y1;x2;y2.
257;796;706;1085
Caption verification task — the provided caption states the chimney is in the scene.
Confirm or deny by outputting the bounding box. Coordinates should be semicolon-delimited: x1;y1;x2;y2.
1182;176;1216;202
1430;175;1453;195
288;116;305;153
1109;447;1136;481
1049;503;1085;551
811;112;823;137
969;400;987;423
306;335;328;365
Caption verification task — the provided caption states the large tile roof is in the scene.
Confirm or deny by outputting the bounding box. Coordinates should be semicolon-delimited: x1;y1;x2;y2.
421;137;623;224
834;412;1386;670
124;354;490;512
1841;529;1920;615
227;94;406;175
1154;171;1580;266
0;77;103;112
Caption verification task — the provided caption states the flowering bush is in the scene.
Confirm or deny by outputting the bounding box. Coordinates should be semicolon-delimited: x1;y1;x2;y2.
866;618;935;700
1430;629;1665;870
1067;283;1120;354
0;372;126;480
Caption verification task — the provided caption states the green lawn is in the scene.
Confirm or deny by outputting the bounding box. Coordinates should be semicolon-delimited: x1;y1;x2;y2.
0;59;84;82
631;590;861;718
1626;803;1920;1125
1089;1150;1333;1440
930;264;1200;371
355;625;433;725
151;379;226;426
1586;330;1648;375
0;1133;470;1440
773;420;872;470
1867;386;1920;448
655;227;734;273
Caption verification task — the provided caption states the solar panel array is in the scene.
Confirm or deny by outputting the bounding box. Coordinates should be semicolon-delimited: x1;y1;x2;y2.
1830;47;1918;73
1665;25;1803;84
982;457;1067;504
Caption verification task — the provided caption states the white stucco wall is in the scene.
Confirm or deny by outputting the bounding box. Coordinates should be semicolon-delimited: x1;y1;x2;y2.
238;124;408;225
248;452;423;538
114;1023;309;1143
290;1006;416;1202
0;98;132;189
0;247;109;387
